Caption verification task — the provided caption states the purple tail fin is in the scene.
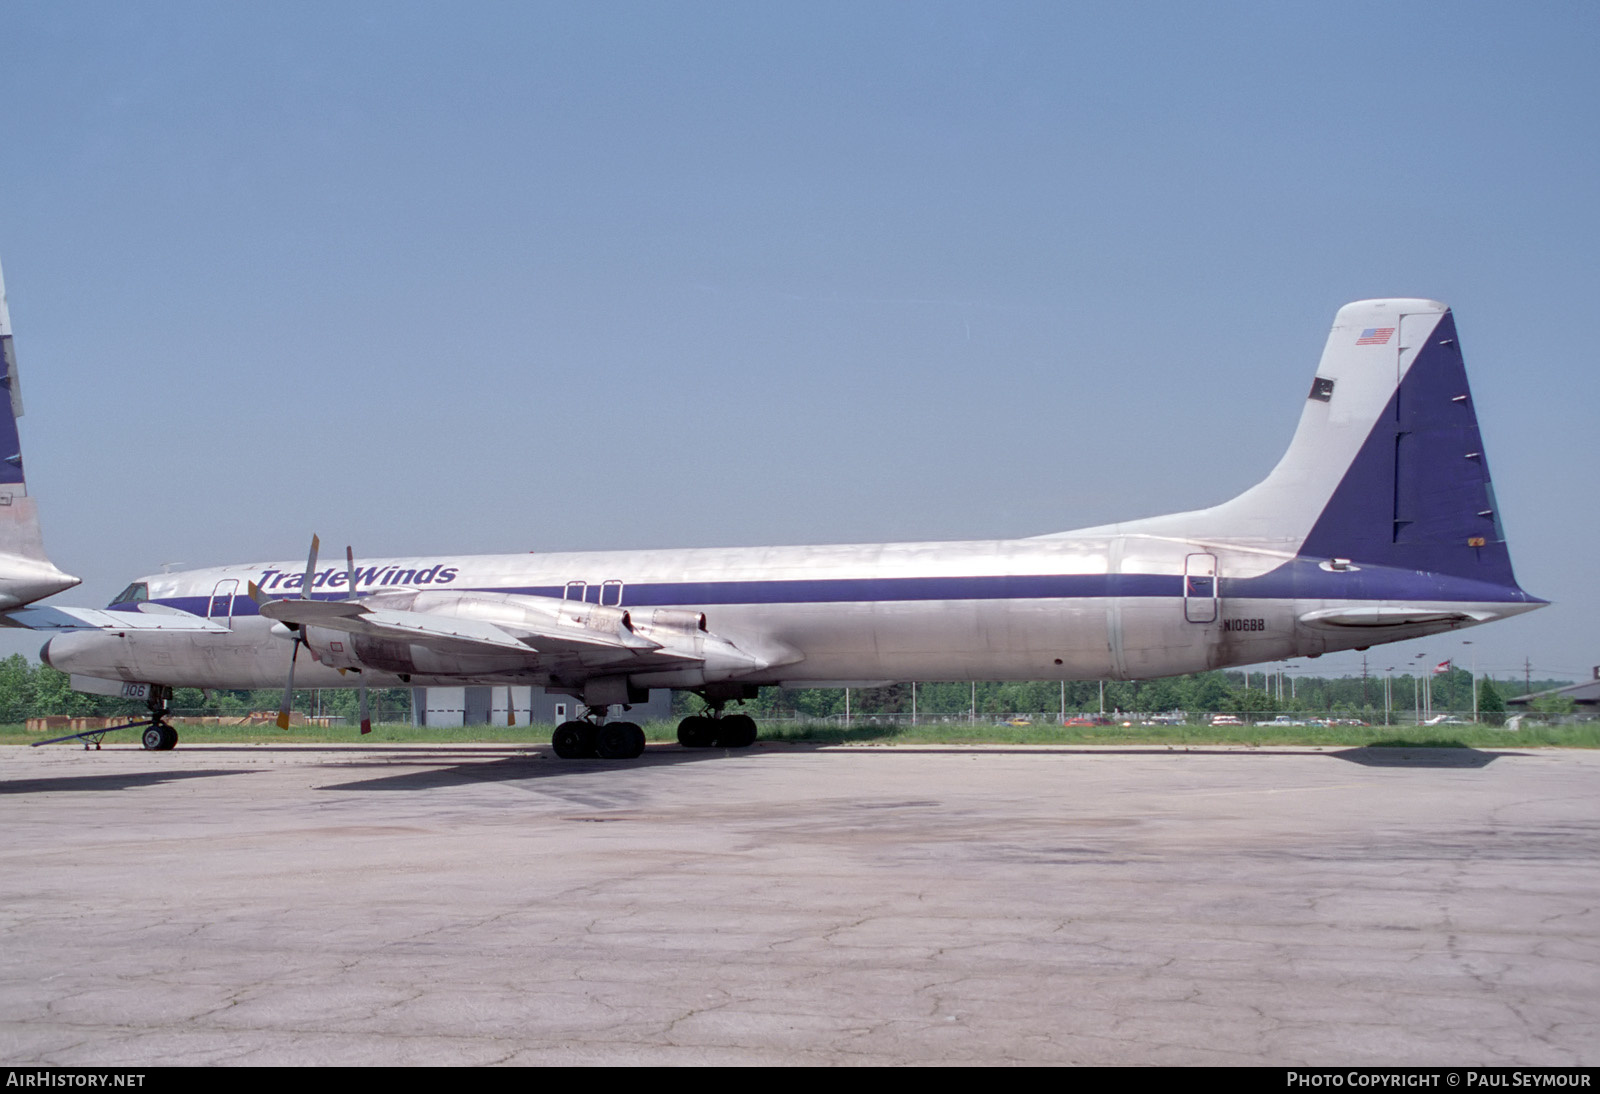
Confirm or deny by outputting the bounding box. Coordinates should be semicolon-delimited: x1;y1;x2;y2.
1298;309;1522;590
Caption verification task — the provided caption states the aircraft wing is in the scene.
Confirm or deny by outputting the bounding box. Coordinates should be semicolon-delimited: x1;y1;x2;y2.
1;603;230;633
256;590;779;680
258;596;673;660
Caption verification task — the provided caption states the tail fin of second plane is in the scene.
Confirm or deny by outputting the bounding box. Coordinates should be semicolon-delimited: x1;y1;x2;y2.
0;257;78;610
1076;298;1532;594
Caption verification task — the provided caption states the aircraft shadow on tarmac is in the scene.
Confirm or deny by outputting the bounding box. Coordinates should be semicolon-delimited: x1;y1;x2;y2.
1328;744;1516;768
0;768;253;795
845;743;1520;768
312;741;753;792
308;740;1523;792
743;739;1520;768
2;741;1522;797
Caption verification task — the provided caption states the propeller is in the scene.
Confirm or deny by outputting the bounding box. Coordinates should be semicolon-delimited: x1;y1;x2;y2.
247;534;319;731
278;535;320;728
251;536;376;737
346;545;371;735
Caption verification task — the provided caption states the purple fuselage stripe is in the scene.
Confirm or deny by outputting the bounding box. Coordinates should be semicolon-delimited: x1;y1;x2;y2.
121;561;1538;620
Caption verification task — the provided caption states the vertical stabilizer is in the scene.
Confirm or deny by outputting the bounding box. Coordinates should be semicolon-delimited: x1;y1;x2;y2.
0;257;78;609
1060;298;1532;595
0;255;26;487
1296;306;1522;587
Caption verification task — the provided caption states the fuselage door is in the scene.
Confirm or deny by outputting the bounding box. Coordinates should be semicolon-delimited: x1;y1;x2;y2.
1183;553;1218;623
208;579;239;628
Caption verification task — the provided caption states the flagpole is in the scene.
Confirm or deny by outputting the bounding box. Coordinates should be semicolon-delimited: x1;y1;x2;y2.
1465;641;1476;723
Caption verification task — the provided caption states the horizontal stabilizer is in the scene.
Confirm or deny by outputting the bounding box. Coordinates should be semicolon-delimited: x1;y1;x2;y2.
1297;606;1486;628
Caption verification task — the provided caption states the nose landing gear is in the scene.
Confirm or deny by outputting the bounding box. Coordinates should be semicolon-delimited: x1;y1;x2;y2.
140;689;178;751
31;685;180;751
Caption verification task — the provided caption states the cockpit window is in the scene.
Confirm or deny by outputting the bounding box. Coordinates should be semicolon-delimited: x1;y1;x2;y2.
110;582;148;606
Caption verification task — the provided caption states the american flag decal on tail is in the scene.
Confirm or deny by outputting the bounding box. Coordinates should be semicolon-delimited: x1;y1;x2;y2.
1356;327;1395;345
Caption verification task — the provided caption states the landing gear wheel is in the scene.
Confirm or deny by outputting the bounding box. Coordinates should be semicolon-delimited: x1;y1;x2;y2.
717;713;758;748
142;725;178;751
596;721;646;759
552;720;597;759
677;715;717;748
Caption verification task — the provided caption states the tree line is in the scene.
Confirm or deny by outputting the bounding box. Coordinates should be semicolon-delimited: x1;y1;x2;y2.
688;666;1551;722
0;653;1572;725
0;655;412;724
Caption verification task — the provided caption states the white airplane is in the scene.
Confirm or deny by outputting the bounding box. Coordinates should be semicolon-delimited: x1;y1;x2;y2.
6;261;1546;756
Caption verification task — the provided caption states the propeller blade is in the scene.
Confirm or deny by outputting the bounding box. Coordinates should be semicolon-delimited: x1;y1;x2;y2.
276;640;300;730
347;546;370;733
299;534;320;598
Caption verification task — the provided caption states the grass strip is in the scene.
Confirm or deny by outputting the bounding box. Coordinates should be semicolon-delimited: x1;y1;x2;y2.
5;719;1595;749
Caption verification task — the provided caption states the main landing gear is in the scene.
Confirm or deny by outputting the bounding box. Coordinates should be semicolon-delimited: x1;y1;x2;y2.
544;694;761;761
676;711;758;749
551;708;646;760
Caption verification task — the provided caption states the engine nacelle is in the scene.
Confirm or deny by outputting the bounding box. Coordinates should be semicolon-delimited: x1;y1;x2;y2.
642;608;706;636
301;624;536;678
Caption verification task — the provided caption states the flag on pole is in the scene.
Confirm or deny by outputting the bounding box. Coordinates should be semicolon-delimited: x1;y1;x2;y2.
1433;660;1452;674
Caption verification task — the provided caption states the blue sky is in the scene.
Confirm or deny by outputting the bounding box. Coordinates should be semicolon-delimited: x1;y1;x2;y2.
1;2;1594;685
